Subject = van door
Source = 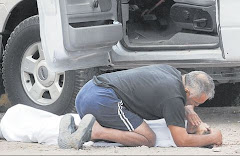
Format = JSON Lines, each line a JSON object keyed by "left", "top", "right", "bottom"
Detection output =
{"left": 220, "top": 0, "right": 240, "bottom": 61}
{"left": 37, "top": 0, "right": 123, "bottom": 72}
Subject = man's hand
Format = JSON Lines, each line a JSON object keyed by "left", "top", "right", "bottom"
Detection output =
{"left": 195, "top": 122, "right": 210, "bottom": 135}
{"left": 209, "top": 128, "right": 223, "bottom": 146}
{"left": 185, "top": 105, "right": 202, "bottom": 126}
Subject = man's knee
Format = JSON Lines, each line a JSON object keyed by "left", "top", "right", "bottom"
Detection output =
{"left": 147, "top": 131, "right": 156, "bottom": 147}
{"left": 134, "top": 121, "right": 156, "bottom": 147}
{"left": 148, "top": 130, "right": 156, "bottom": 147}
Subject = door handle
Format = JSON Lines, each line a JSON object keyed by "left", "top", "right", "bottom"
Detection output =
{"left": 193, "top": 18, "right": 207, "bottom": 28}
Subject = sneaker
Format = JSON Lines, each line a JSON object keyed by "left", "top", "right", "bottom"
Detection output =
{"left": 58, "top": 114, "right": 77, "bottom": 149}
{"left": 70, "top": 114, "right": 96, "bottom": 149}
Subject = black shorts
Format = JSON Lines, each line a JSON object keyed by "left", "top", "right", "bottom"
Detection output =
{"left": 75, "top": 80, "right": 143, "bottom": 131}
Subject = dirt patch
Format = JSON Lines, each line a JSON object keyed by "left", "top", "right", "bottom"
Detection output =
{"left": 0, "top": 94, "right": 11, "bottom": 113}
{"left": 0, "top": 94, "right": 11, "bottom": 107}
{"left": 0, "top": 106, "right": 240, "bottom": 155}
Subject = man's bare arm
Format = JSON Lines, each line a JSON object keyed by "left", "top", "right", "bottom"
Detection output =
{"left": 168, "top": 125, "right": 222, "bottom": 147}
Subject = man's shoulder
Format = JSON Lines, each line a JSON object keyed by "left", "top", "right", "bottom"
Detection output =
{"left": 147, "top": 64, "right": 181, "bottom": 75}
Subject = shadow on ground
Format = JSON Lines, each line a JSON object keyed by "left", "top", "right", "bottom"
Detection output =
{"left": 201, "top": 83, "right": 240, "bottom": 107}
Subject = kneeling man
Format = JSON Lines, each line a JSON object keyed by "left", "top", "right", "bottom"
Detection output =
{"left": 58, "top": 64, "right": 222, "bottom": 149}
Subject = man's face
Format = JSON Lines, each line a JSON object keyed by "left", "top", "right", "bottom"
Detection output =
{"left": 186, "top": 93, "right": 208, "bottom": 107}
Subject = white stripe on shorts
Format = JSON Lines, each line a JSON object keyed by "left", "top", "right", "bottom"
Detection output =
{"left": 117, "top": 101, "right": 134, "bottom": 131}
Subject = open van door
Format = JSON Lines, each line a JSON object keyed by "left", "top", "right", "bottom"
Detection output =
{"left": 219, "top": 0, "right": 240, "bottom": 61}
{"left": 37, "top": 0, "right": 123, "bottom": 72}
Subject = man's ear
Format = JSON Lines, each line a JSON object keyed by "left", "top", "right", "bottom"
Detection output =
{"left": 185, "top": 88, "right": 191, "bottom": 98}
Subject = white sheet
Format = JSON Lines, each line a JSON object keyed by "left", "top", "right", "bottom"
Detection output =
{"left": 0, "top": 104, "right": 177, "bottom": 147}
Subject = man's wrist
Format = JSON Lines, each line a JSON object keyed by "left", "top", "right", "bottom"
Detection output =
{"left": 187, "top": 123, "right": 197, "bottom": 134}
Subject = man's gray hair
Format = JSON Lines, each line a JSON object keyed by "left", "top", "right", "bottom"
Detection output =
{"left": 185, "top": 71, "right": 215, "bottom": 99}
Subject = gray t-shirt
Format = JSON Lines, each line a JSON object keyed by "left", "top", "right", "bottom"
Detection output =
{"left": 93, "top": 64, "right": 186, "bottom": 128}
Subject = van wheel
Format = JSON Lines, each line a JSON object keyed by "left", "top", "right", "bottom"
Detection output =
{"left": 2, "top": 15, "right": 101, "bottom": 114}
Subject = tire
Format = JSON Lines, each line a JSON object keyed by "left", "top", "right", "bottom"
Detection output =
{"left": 0, "top": 44, "right": 4, "bottom": 96}
{"left": 2, "top": 16, "right": 101, "bottom": 114}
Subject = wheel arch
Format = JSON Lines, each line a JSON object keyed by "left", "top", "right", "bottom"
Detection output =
{"left": 1, "top": 0, "right": 38, "bottom": 49}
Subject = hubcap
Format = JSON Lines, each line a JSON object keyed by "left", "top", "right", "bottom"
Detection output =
{"left": 21, "top": 42, "right": 65, "bottom": 106}
{"left": 38, "top": 66, "right": 48, "bottom": 81}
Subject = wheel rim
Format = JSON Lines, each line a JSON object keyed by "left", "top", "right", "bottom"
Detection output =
{"left": 21, "top": 42, "right": 65, "bottom": 106}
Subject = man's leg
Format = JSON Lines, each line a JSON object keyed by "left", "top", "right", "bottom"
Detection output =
{"left": 73, "top": 80, "right": 156, "bottom": 147}
{"left": 91, "top": 120, "right": 156, "bottom": 147}
{"left": 58, "top": 114, "right": 156, "bottom": 149}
